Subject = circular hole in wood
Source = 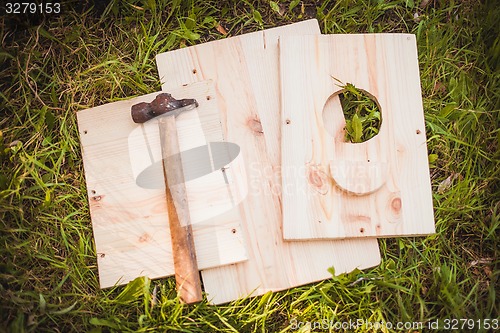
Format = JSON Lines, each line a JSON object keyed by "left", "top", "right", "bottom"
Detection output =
{"left": 360, "top": 227, "right": 365, "bottom": 233}
{"left": 322, "top": 84, "right": 382, "bottom": 143}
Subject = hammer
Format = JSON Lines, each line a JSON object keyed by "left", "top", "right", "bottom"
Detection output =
{"left": 131, "top": 93, "right": 202, "bottom": 304}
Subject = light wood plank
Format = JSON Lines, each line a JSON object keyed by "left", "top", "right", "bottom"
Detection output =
{"left": 77, "top": 81, "right": 247, "bottom": 288}
{"left": 280, "top": 34, "right": 435, "bottom": 240}
{"left": 156, "top": 20, "right": 381, "bottom": 304}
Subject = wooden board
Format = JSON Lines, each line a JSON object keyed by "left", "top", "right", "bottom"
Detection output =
{"left": 280, "top": 34, "right": 435, "bottom": 240}
{"left": 156, "top": 20, "right": 381, "bottom": 304}
{"left": 77, "top": 80, "right": 247, "bottom": 288}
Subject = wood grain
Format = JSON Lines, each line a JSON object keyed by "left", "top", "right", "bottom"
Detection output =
{"left": 280, "top": 34, "right": 435, "bottom": 240}
{"left": 159, "top": 115, "right": 202, "bottom": 304}
{"left": 156, "top": 20, "right": 381, "bottom": 304}
{"left": 77, "top": 81, "right": 247, "bottom": 288}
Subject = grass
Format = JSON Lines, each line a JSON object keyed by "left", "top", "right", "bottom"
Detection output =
{"left": 1, "top": 0, "right": 498, "bottom": 332}
{"left": 334, "top": 81, "right": 382, "bottom": 143}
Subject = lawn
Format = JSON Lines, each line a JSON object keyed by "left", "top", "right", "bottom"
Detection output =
{"left": 1, "top": 0, "right": 498, "bottom": 332}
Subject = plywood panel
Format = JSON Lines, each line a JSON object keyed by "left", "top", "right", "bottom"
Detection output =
{"left": 280, "top": 34, "right": 435, "bottom": 240}
{"left": 156, "top": 20, "right": 381, "bottom": 304}
{"left": 77, "top": 81, "right": 247, "bottom": 288}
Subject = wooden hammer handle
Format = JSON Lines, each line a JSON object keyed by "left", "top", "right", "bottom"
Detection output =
{"left": 158, "top": 116, "right": 202, "bottom": 304}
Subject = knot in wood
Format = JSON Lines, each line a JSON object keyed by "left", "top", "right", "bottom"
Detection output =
{"left": 247, "top": 117, "right": 264, "bottom": 135}
{"left": 139, "top": 233, "right": 151, "bottom": 243}
{"left": 391, "top": 197, "right": 402, "bottom": 213}
{"left": 307, "top": 165, "right": 329, "bottom": 195}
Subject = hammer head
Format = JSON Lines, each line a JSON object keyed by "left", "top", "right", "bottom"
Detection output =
{"left": 131, "top": 93, "right": 199, "bottom": 123}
